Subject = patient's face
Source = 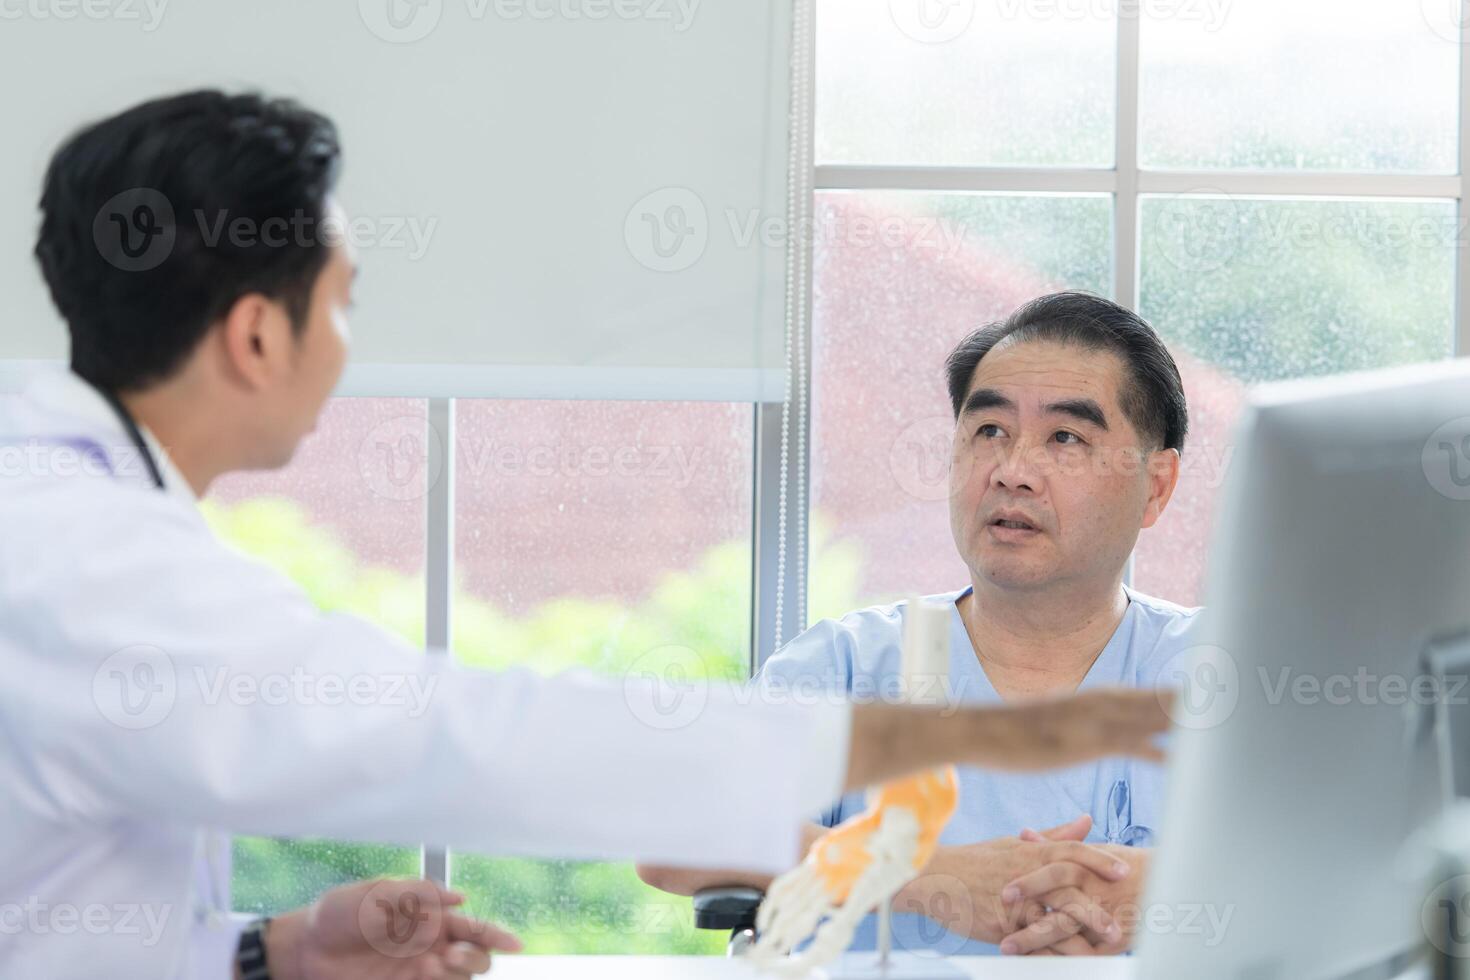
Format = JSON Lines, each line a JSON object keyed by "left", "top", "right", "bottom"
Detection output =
{"left": 948, "top": 338, "right": 1158, "bottom": 593}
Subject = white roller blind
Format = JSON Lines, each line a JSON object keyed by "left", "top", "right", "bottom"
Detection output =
{"left": 0, "top": 1, "right": 797, "bottom": 400}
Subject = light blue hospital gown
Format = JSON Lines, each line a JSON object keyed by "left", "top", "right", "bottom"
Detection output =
{"left": 755, "top": 585, "right": 1203, "bottom": 956}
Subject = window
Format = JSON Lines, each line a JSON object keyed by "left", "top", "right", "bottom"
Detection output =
{"left": 811, "top": 0, "right": 1465, "bottom": 610}
{"left": 216, "top": 398, "right": 756, "bottom": 953}
{"left": 1139, "top": 0, "right": 1457, "bottom": 173}
{"left": 1133, "top": 197, "right": 1455, "bottom": 599}
{"left": 211, "top": 398, "right": 428, "bottom": 914}
{"left": 818, "top": 0, "right": 1116, "bottom": 166}
{"left": 445, "top": 399, "right": 753, "bottom": 954}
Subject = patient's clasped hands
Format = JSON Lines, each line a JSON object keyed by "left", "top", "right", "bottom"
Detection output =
{"left": 895, "top": 814, "right": 1149, "bottom": 956}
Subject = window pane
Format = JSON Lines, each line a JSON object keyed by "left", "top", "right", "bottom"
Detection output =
{"left": 449, "top": 400, "right": 753, "bottom": 954}
{"left": 211, "top": 398, "right": 428, "bottom": 914}
{"left": 1136, "top": 197, "right": 1456, "bottom": 603}
{"left": 1140, "top": 0, "right": 1457, "bottom": 172}
{"left": 810, "top": 191, "right": 1112, "bottom": 615}
{"left": 818, "top": 0, "right": 1115, "bottom": 166}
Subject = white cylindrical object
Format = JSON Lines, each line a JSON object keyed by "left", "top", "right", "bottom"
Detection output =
{"left": 901, "top": 598, "right": 951, "bottom": 707}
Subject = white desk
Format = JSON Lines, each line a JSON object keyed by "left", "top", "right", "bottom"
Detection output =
{"left": 479, "top": 956, "right": 1431, "bottom": 979}
{"left": 480, "top": 958, "right": 1138, "bottom": 979}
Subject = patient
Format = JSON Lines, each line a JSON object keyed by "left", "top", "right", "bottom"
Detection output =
{"left": 638, "top": 292, "right": 1202, "bottom": 957}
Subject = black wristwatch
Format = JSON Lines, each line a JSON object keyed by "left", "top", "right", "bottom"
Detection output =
{"left": 236, "top": 917, "right": 272, "bottom": 980}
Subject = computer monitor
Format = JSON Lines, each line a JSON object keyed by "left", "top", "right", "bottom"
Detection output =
{"left": 1138, "top": 359, "right": 1470, "bottom": 980}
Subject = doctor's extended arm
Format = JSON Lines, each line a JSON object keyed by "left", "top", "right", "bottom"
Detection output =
{"left": 5, "top": 488, "right": 1170, "bottom": 874}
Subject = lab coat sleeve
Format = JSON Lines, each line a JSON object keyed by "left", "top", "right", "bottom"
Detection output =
{"left": 4, "top": 487, "right": 849, "bottom": 873}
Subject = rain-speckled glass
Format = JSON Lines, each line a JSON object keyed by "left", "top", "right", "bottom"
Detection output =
{"left": 1134, "top": 196, "right": 1456, "bottom": 602}
{"left": 214, "top": 398, "right": 428, "bottom": 914}
{"left": 818, "top": 0, "right": 1116, "bottom": 166}
{"left": 449, "top": 399, "right": 753, "bottom": 954}
{"left": 1140, "top": 0, "right": 1458, "bottom": 172}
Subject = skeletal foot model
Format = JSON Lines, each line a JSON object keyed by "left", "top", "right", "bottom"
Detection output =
{"left": 748, "top": 766, "right": 959, "bottom": 977}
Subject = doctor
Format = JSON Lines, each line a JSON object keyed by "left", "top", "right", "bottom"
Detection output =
{"left": 0, "top": 90, "right": 1173, "bottom": 980}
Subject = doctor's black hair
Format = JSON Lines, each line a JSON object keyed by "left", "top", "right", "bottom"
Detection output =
{"left": 34, "top": 89, "right": 342, "bottom": 393}
{"left": 944, "top": 291, "right": 1189, "bottom": 454}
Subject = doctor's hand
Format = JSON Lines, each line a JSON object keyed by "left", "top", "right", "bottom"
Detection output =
{"left": 892, "top": 816, "right": 1130, "bottom": 949}
{"left": 262, "top": 878, "right": 523, "bottom": 980}
{"left": 998, "top": 828, "right": 1152, "bottom": 957}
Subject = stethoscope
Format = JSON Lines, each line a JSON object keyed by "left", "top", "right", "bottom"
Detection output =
{"left": 92, "top": 383, "right": 165, "bottom": 492}
{"left": 94, "top": 383, "right": 238, "bottom": 925}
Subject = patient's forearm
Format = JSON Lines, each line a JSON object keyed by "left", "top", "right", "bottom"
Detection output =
{"left": 635, "top": 863, "right": 771, "bottom": 898}
{"left": 636, "top": 824, "right": 826, "bottom": 896}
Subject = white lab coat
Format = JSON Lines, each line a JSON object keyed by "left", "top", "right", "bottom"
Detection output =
{"left": 0, "top": 368, "right": 849, "bottom": 979}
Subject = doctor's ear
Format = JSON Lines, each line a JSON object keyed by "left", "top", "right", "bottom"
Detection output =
{"left": 217, "top": 292, "right": 298, "bottom": 390}
{"left": 1140, "top": 447, "right": 1181, "bottom": 530}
